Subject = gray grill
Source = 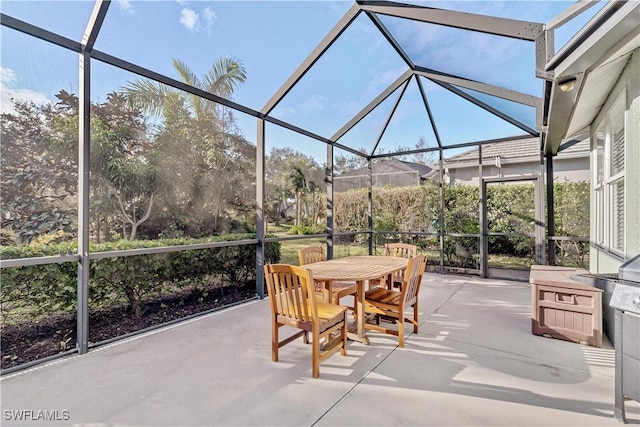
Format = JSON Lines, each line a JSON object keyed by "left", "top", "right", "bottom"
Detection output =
{"left": 573, "top": 253, "right": 640, "bottom": 423}
{"left": 610, "top": 254, "right": 640, "bottom": 423}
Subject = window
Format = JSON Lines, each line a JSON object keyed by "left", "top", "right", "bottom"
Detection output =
{"left": 593, "top": 93, "right": 626, "bottom": 254}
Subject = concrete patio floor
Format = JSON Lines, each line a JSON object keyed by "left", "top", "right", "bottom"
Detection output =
{"left": 1, "top": 273, "right": 638, "bottom": 426}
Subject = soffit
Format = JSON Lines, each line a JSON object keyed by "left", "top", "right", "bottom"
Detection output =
{"left": 544, "top": 1, "right": 640, "bottom": 154}
{"left": 567, "top": 36, "right": 639, "bottom": 137}
{"left": 567, "top": 51, "right": 632, "bottom": 137}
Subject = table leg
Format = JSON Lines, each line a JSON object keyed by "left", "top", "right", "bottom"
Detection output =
{"left": 347, "top": 280, "right": 370, "bottom": 345}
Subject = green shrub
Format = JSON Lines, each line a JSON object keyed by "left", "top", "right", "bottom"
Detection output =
{"left": 334, "top": 181, "right": 589, "bottom": 266}
{"left": 288, "top": 224, "right": 324, "bottom": 235}
{"left": 0, "top": 235, "right": 281, "bottom": 321}
{"left": 0, "top": 244, "right": 78, "bottom": 324}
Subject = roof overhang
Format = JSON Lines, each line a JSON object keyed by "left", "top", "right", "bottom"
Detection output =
{"left": 543, "top": 0, "right": 640, "bottom": 155}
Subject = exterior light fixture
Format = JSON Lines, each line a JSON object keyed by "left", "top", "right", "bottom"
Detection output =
{"left": 558, "top": 77, "right": 577, "bottom": 92}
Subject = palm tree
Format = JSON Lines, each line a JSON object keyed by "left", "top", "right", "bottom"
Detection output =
{"left": 122, "top": 56, "right": 247, "bottom": 119}
{"left": 120, "top": 57, "right": 248, "bottom": 235}
{"left": 289, "top": 166, "right": 306, "bottom": 227}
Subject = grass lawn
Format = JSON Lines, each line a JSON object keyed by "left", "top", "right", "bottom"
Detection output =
{"left": 268, "top": 224, "right": 585, "bottom": 270}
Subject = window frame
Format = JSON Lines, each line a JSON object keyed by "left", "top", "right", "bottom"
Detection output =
{"left": 593, "top": 91, "right": 626, "bottom": 256}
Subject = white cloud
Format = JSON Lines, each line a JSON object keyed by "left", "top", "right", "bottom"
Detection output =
{"left": 180, "top": 7, "right": 199, "bottom": 31}
{"left": 114, "top": 0, "right": 134, "bottom": 14}
{"left": 367, "top": 65, "right": 408, "bottom": 94}
{"left": 394, "top": 21, "right": 442, "bottom": 55}
{"left": 1, "top": 67, "right": 16, "bottom": 83}
{"left": 272, "top": 95, "right": 326, "bottom": 119}
{"left": 1, "top": 67, "right": 51, "bottom": 114}
{"left": 202, "top": 7, "right": 217, "bottom": 34}
{"left": 272, "top": 105, "right": 295, "bottom": 119}
{"left": 390, "top": 99, "right": 421, "bottom": 125}
{"left": 298, "top": 95, "right": 325, "bottom": 114}
{"left": 339, "top": 99, "right": 365, "bottom": 118}
{"left": 422, "top": 31, "right": 521, "bottom": 84}
{"left": 380, "top": 11, "right": 527, "bottom": 88}
{"left": 179, "top": 6, "right": 216, "bottom": 34}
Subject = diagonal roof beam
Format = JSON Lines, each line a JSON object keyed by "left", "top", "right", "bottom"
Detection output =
{"left": 546, "top": 0, "right": 600, "bottom": 31}
{"left": 373, "top": 133, "right": 536, "bottom": 159}
{"left": 430, "top": 79, "right": 539, "bottom": 136}
{"left": 370, "top": 78, "right": 410, "bottom": 156}
{"left": 92, "top": 50, "right": 260, "bottom": 118}
{"left": 261, "top": 4, "right": 361, "bottom": 116}
{"left": 364, "top": 11, "right": 414, "bottom": 69}
{"left": 331, "top": 68, "right": 413, "bottom": 142}
{"left": 82, "top": 0, "right": 110, "bottom": 53}
{"left": 357, "top": 0, "right": 543, "bottom": 41}
{"left": 543, "top": 0, "right": 639, "bottom": 155}
{"left": 414, "top": 66, "right": 540, "bottom": 107}
{"left": 415, "top": 75, "right": 443, "bottom": 149}
{"left": 1, "top": 13, "right": 82, "bottom": 52}
{"left": 546, "top": 1, "right": 638, "bottom": 75}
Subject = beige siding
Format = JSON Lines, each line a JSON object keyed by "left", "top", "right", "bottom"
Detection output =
{"left": 629, "top": 51, "right": 640, "bottom": 258}
{"left": 590, "top": 49, "right": 640, "bottom": 273}
{"left": 447, "top": 157, "right": 588, "bottom": 186}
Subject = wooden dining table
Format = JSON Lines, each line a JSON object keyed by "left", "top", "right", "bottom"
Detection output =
{"left": 303, "top": 255, "right": 409, "bottom": 345}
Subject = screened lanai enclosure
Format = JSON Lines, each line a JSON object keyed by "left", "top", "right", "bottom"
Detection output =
{"left": 0, "top": 0, "right": 618, "bottom": 372}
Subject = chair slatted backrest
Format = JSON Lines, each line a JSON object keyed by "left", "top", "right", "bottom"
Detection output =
{"left": 384, "top": 243, "right": 418, "bottom": 287}
{"left": 298, "top": 246, "right": 326, "bottom": 265}
{"left": 384, "top": 242, "right": 417, "bottom": 259}
{"left": 265, "top": 264, "right": 317, "bottom": 326}
{"left": 400, "top": 255, "right": 427, "bottom": 306}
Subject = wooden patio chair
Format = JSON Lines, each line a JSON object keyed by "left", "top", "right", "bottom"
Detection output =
{"left": 370, "top": 242, "right": 418, "bottom": 290}
{"left": 264, "top": 263, "right": 347, "bottom": 378}
{"left": 298, "top": 246, "right": 358, "bottom": 313}
{"left": 363, "top": 254, "right": 427, "bottom": 347}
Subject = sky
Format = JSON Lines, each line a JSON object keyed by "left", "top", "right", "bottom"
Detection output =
{"left": 0, "top": 0, "right": 605, "bottom": 164}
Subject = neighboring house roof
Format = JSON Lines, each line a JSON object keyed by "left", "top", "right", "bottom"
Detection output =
{"left": 443, "top": 137, "right": 589, "bottom": 166}
{"left": 336, "top": 158, "right": 432, "bottom": 178}
{"left": 423, "top": 136, "right": 589, "bottom": 181}
{"left": 387, "top": 159, "right": 433, "bottom": 176}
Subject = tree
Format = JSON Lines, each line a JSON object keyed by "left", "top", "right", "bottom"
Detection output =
{"left": 265, "top": 147, "right": 326, "bottom": 228}
{"left": 89, "top": 92, "right": 156, "bottom": 241}
{"left": 334, "top": 148, "right": 368, "bottom": 176}
{"left": 376, "top": 137, "right": 437, "bottom": 165}
{"left": 1, "top": 95, "right": 77, "bottom": 244}
{"left": 121, "top": 57, "right": 253, "bottom": 237}
{"left": 289, "top": 166, "right": 307, "bottom": 227}
{"left": 1, "top": 89, "right": 156, "bottom": 244}
{"left": 123, "top": 57, "right": 246, "bottom": 120}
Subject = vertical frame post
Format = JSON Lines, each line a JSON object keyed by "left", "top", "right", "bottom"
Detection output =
{"left": 479, "top": 145, "right": 488, "bottom": 278}
{"left": 367, "top": 158, "right": 373, "bottom": 255}
{"left": 256, "top": 118, "right": 265, "bottom": 298}
{"left": 77, "top": 0, "right": 110, "bottom": 355}
{"left": 77, "top": 52, "right": 90, "bottom": 354}
{"left": 438, "top": 147, "right": 445, "bottom": 273}
{"left": 535, "top": 173, "right": 546, "bottom": 266}
{"left": 546, "top": 154, "right": 556, "bottom": 265}
{"left": 327, "top": 144, "right": 334, "bottom": 259}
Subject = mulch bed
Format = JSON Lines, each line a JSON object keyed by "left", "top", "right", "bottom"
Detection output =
{"left": 1, "top": 285, "right": 257, "bottom": 370}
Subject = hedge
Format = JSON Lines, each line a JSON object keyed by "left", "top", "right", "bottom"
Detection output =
{"left": 0, "top": 235, "right": 281, "bottom": 322}
{"left": 335, "top": 181, "right": 589, "bottom": 267}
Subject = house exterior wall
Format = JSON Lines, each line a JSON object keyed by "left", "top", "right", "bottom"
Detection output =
{"left": 448, "top": 162, "right": 537, "bottom": 185}
{"left": 590, "top": 49, "right": 640, "bottom": 273}
{"left": 553, "top": 157, "right": 592, "bottom": 183}
{"left": 446, "top": 157, "right": 588, "bottom": 186}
